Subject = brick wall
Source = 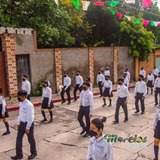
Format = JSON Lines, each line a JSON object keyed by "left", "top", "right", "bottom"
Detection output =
{"left": 89, "top": 48, "right": 94, "bottom": 85}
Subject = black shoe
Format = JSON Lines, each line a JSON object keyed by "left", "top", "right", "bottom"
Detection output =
{"left": 134, "top": 111, "right": 139, "bottom": 113}
{"left": 83, "top": 132, "right": 90, "bottom": 138}
{"left": 102, "top": 104, "right": 106, "bottom": 107}
{"left": 2, "top": 131, "right": 10, "bottom": 136}
{"left": 67, "top": 102, "right": 71, "bottom": 105}
{"left": 80, "top": 129, "right": 85, "bottom": 135}
{"left": 48, "top": 119, "right": 53, "bottom": 123}
{"left": 73, "top": 99, "right": 77, "bottom": 102}
{"left": 124, "top": 119, "right": 128, "bottom": 123}
{"left": 155, "top": 103, "right": 158, "bottom": 106}
{"left": 41, "top": 118, "right": 47, "bottom": 123}
{"left": 28, "top": 153, "right": 37, "bottom": 159}
{"left": 61, "top": 101, "right": 65, "bottom": 104}
{"left": 108, "top": 104, "right": 112, "bottom": 107}
{"left": 11, "top": 155, "right": 23, "bottom": 160}
{"left": 112, "top": 121, "right": 119, "bottom": 124}
{"left": 141, "top": 111, "right": 145, "bottom": 114}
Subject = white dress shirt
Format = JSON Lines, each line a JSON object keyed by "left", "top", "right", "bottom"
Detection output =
{"left": 97, "top": 74, "right": 105, "bottom": 84}
{"left": 103, "top": 80, "right": 112, "bottom": 94}
{"left": 80, "top": 90, "right": 93, "bottom": 114}
{"left": 139, "top": 69, "right": 146, "bottom": 78}
{"left": 124, "top": 77, "right": 129, "bottom": 88}
{"left": 152, "top": 68, "right": 159, "bottom": 76}
{"left": 117, "top": 84, "right": 129, "bottom": 101}
{"left": 146, "top": 74, "right": 154, "bottom": 85}
{"left": 89, "top": 83, "right": 93, "bottom": 92}
{"left": 64, "top": 76, "right": 71, "bottom": 90}
{"left": 42, "top": 87, "right": 52, "bottom": 104}
{"left": 76, "top": 75, "right": 83, "bottom": 86}
{"left": 87, "top": 135, "right": 114, "bottom": 160}
{"left": 104, "top": 70, "right": 110, "bottom": 76}
{"left": 17, "top": 99, "right": 34, "bottom": 129}
{"left": 154, "top": 107, "right": 160, "bottom": 129}
{"left": 0, "top": 96, "right": 6, "bottom": 114}
{"left": 22, "top": 80, "right": 31, "bottom": 95}
{"left": 126, "top": 71, "right": 130, "bottom": 82}
{"left": 154, "top": 77, "right": 160, "bottom": 89}
{"left": 134, "top": 81, "right": 147, "bottom": 96}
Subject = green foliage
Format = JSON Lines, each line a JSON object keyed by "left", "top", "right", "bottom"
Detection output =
{"left": 119, "top": 17, "right": 155, "bottom": 61}
{"left": 94, "top": 41, "right": 105, "bottom": 47}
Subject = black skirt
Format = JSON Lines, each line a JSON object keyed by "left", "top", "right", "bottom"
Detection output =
{"left": 147, "top": 80, "right": 153, "bottom": 87}
{"left": 103, "top": 88, "right": 113, "bottom": 97}
{"left": 154, "top": 121, "right": 160, "bottom": 139}
{"left": 41, "top": 97, "right": 54, "bottom": 109}
{"left": 0, "top": 104, "right": 9, "bottom": 119}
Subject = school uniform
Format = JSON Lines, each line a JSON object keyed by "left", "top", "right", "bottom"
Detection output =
{"left": 78, "top": 90, "right": 93, "bottom": 134}
{"left": 152, "top": 68, "right": 159, "bottom": 80}
{"left": 89, "top": 82, "right": 93, "bottom": 92}
{"left": 139, "top": 69, "right": 146, "bottom": 79}
{"left": 22, "top": 80, "right": 31, "bottom": 100}
{"left": 104, "top": 70, "right": 110, "bottom": 77}
{"left": 154, "top": 107, "right": 160, "bottom": 139}
{"left": 146, "top": 74, "right": 154, "bottom": 88}
{"left": 74, "top": 75, "right": 83, "bottom": 100}
{"left": 126, "top": 71, "right": 130, "bottom": 82}
{"left": 124, "top": 77, "right": 129, "bottom": 88}
{"left": 154, "top": 77, "right": 160, "bottom": 105}
{"left": 134, "top": 81, "right": 147, "bottom": 113}
{"left": 103, "top": 80, "right": 112, "bottom": 97}
{"left": 0, "top": 96, "right": 9, "bottom": 119}
{"left": 115, "top": 84, "right": 129, "bottom": 122}
{"left": 16, "top": 99, "right": 37, "bottom": 158}
{"left": 87, "top": 135, "right": 114, "bottom": 160}
{"left": 97, "top": 73, "right": 105, "bottom": 96}
{"left": 61, "top": 76, "right": 71, "bottom": 103}
{"left": 41, "top": 87, "right": 54, "bottom": 109}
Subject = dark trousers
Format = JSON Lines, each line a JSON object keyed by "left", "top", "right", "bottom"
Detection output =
{"left": 78, "top": 106, "right": 90, "bottom": 133}
{"left": 16, "top": 122, "right": 37, "bottom": 157}
{"left": 135, "top": 93, "right": 145, "bottom": 112}
{"left": 61, "top": 86, "right": 71, "bottom": 103}
{"left": 74, "top": 84, "right": 82, "bottom": 100}
{"left": 155, "top": 88, "right": 160, "bottom": 105}
{"left": 98, "top": 81, "right": 103, "bottom": 96}
{"left": 115, "top": 97, "right": 128, "bottom": 122}
{"left": 27, "top": 94, "right": 30, "bottom": 101}
{"left": 154, "top": 75, "right": 157, "bottom": 81}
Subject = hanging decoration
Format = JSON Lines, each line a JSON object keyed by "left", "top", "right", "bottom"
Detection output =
{"left": 117, "top": 12, "right": 123, "bottom": 19}
{"left": 142, "top": 0, "right": 152, "bottom": 8}
{"left": 82, "top": 1, "right": 91, "bottom": 10}
{"left": 124, "top": 0, "right": 135, "bottom": 3}
{"left": 134, "top": 18, "right": 141, "bottom": 24}
{"left": 94, "top": 1, "right": 105, "bottom": 6}
{"left": 72, "top": 0, "right": 81, "bottom": 9}
{"left": 110, "top": 8, "right": 116, "bottom": 15}
{"left": 108, "top": 1, "right": 120, "bottom": 7}
{"left": 143, "top": 20, "right": 149, "bottom": 27}
{"left": 55, "top": 0, "right": 59, "bottom": 5}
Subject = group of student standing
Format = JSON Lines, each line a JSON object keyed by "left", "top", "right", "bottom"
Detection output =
{"left": 1, "top": 65, "right": 160, "bottom": 160}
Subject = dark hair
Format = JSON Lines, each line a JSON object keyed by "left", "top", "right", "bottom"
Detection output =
{"left": 125, "top": 68, "right": 128, "bottom": 71}
{"left": 83, "top": 82, "right": 90, "bottom": 87}
{"left": 18, "top": 90, "right": 27, "bottom": 96}
{"left": 44, "top": 80, "right": 49, "bottom": 86}
{"left": 105, "top": 75, "right": 110, "bottom": 78}
{"left": 86, "top": 77, "right": 90, "bottom": 82}
{"left": 76, "top": 71, "right": 80, "bottom": 73}
{"left": 91, "top": 117, "right": 106, "bottom": 131}
{"left": 118, "top": 78, "right": 124, "bottom": 82}
{"left": 23, "top": 75, "right": 28, "bottom": 78}
{"left": 0, "top": 88, "right": 2, "bottom": 94}
{"left": 139, "top": 74, "right": 144, "bottom": 79}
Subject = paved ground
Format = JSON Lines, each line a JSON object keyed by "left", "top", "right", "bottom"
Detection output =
{"left": 0, "top": 88, "right": 158, "bottom": 160}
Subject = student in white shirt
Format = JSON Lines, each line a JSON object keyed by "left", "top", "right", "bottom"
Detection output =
{"left": 41, "top": 80, "right": 54, "bottom": 123}
{"left": 97, "top": 70, "right": 105, "bottom": 97}
{"left": 102, "top": 76, "right": 113, "bottom": 107}
{"left": 61, "top": 73, "right": 71, "bottom": 105}
{"left": 139, "top": 67, "right": 146, "bottom": 79}
{"left": 73, "top": 71, "right": 84, "bottom": 101}
{"left": 125, "top": 68, "right": 130, "bottom": 82}
{"left": 87, "top": 118, "right": 114, "bottom": 160}
{"left": 134, "top": 75, "right": 147, "bottom": 114}
{"left": 104, "top": 66, "right": 110, "bottom": 77}
{"left": 11, "top": 90, "right": 37, "bottom": 160}
{"left": 123, "top": 72, "right": 129, "bottom": 88}
{"left": 78, "top": 82, "right": 93, "bottom": 138}
{"left": 21, "top": 75, "right": 31, "bottom": 100}
{"left": 86, "top": 77, "right": 93, "bottom": 92}
{"left": 154, "top": 72, "right": 160, "bottom": 106}
{"left": 153, "top": 106, "right": 160, "bottom": 160}
{"left": 146, "top": 72, "right": 154, "bottom": 94}
{"left": 113, "top": 78, "right": 129, "bottom": 124}
{"left": 152, "top": 66, "right": 159, "bottom": 81}
{"left": 0, "top": 88, "right": 10, "bottom": 136}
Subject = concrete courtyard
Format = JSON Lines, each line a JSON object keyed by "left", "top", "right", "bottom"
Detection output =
{"left": 0, "top": 88, "right": 157, "bottom": 160}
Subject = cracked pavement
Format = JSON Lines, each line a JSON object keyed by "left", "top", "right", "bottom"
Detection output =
{"left": 0, "top": 89, "right": 157, "bottom": 160}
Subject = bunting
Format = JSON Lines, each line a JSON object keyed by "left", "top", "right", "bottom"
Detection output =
{"left": 142, "top": 0, "right": 152, "bottom": 8}
{"left": 72, "top": 0, "right": 81, "bottom": 9}
{"left": 143, "top": 20, "right": 149, "bottom": 27}
{"left": 94, "top": 1, "right": 105, "bottom": 6}
{"left": 134, "top": 18, "right": 141, "bottom": 24}
{"left": 117, "top": 12, "right": 123, "bottom": 19}
{"left": 55, "top": 0, "right": 59, "bottom": 5}
{"left": 108, "top": 1, "right": 120, "bottom": 7}
{"left": 125, "top": 15, "right": 131, "bottom": 21}
{"left": 82, "top": 1, "right": 91, "bottom": 10}
{"left": 124, "top": 0, "right": 135, "bottom": 3}
{"left": 110, "top": 9, "right": 116, "bottom": 15}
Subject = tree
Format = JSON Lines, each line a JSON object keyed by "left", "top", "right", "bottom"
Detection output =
{"left": 120, "top": 17, "right": 155, "bottom": 61}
